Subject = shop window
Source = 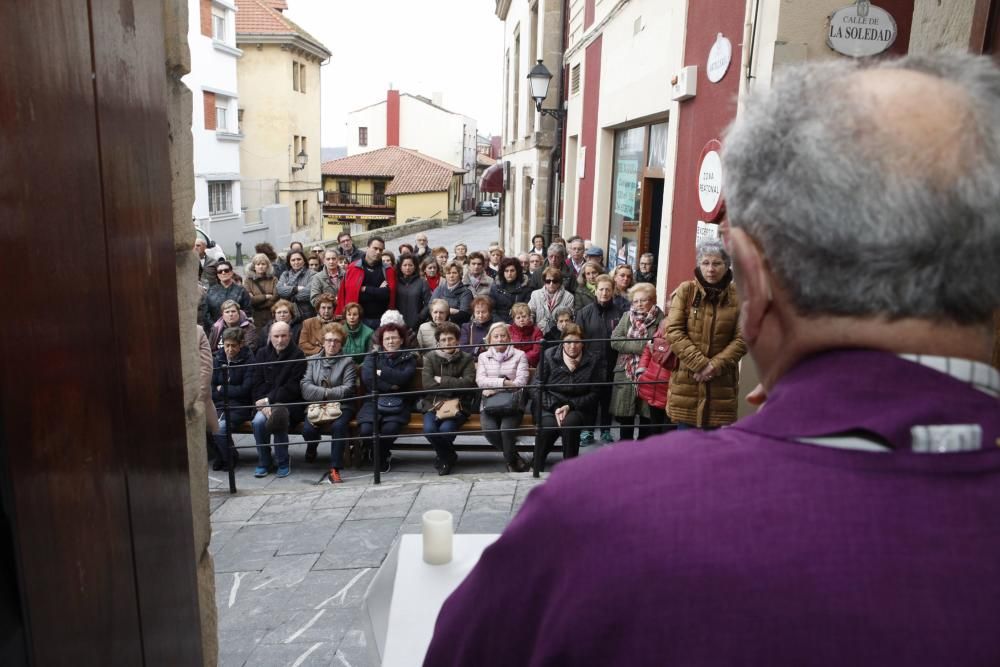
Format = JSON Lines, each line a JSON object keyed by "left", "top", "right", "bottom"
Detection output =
{"left": 608, "top": 126, "right": 645, "bottom": 268}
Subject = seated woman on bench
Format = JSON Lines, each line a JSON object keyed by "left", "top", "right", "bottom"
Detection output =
{"left": 477, "top": 322, "right": 531, "bottom": 472}
{"left": 420, "top": 321, "right": 476, "bottom": 476}
{"left": 356, "top": 323, "right": 417, "bottom": 474}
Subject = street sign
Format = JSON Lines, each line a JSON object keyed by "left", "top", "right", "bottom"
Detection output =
{"left": 828, "top": 2, "right": 897, "bottom": 58}
{"left": 697, "top": 140, "right": 724, "bottom": 221}
{"left": 707, "top": 33, "right": 732, "bottom": 83}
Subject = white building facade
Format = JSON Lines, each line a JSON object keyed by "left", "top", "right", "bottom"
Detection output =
{"left": 184, "top": 0, "right": 245, "bottom": 247}
{"left": 346, "top": 92, "right": 478, "bottom": 213}
{"left": 495, "top": 0, "right": 564, "bottom": 254}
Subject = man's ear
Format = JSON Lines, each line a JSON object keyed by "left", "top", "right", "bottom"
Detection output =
{"left": 728, "top": 228, "right": 771, "bottom": 344}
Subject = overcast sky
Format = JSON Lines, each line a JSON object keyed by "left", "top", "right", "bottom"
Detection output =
{"left": 285, "top": 0, "right": 504, "bottom": 148}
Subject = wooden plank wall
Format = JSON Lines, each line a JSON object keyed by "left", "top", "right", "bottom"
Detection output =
{"left": 0, "top": 1, "right": 203, "bottom": 663}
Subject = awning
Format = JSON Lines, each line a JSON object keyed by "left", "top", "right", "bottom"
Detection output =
{"left": 479, "top": 162, "right": 503, "bottom": 193}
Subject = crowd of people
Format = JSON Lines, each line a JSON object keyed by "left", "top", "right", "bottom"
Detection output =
{"left": 196, "top": 227, "right": 747, "bottom": 483}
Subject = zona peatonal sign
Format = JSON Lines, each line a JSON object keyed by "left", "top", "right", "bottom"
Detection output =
{"left": 828, "top": 2, "right": 897, "bottom": 57}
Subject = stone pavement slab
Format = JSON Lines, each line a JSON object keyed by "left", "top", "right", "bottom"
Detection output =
{"left": 314, "top": 516, "right": 405, "bottom": 570}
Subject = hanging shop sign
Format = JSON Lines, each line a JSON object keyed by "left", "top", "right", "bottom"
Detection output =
{"left": 696, "top": 221, "right": 720, "bottom": 248}
{"left": 706, "top": 33, "right": 732, "bottom": 83}
{"left": 827, "top": 2, "right": 897, "bottom": 58}
{"left": 613, "top": 158, "right": 640, "bottom": 218}
{"left": 697, "top": 139, "right": 724, "bottom": 221}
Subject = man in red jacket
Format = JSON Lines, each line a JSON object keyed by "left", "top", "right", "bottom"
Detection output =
{"left": 335, "top": 236, "right": 396, "bottom": 329}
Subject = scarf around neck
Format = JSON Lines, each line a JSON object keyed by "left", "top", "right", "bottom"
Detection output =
{"left": 694, "top": 267, "right": 733, "bottom": 304}
{"left": 623, "top": 305, "right": 663, "bottom": 382}
{"left": 563, "top": 349, "right": 581, "bottom": 372}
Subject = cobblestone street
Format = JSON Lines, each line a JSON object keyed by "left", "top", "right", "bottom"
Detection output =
{"left": 208, "top": 441, "right": 561, "bottom": 666}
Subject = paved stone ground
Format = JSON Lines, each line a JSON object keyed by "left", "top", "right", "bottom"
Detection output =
{"left": 209, "top": 433, "right": 611, "bottom": 666}
{"left": 387, "top": 211, "right": 500, "bottom": 257}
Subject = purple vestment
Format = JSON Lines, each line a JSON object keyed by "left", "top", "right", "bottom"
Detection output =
{"left": 424, "top": 350, "right": 1000, "bottom": 666}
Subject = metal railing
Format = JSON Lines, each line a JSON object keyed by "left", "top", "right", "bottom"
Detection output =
{"left": 213, "top": 334, "right": 677, "bottom": 492}
{"left": 323, "top": 192, "right": 396, "bottom": 209}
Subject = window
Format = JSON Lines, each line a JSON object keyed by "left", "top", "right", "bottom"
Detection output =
{"left": 359, "top": 127, "right": 368, "bottom": 147}
{"left": 300, "top": 136, "right": 307, "bottom": 156}
{"left": 295, "top": 200, "right": 302, "bottom": 228}
{"left": 212, "top": 11, "right": 226, "bottom": 41}
{"left": 208, "top": 181, "right": 233, "bottom": 215}
{"left": 292, "top": 61, "right": 306, "bottom": 93}
{"left": 571, "top": 64, "right": 581, "bottom": 95}
{"left": 215, "top": 98, "right": 228, "bottom": 131}
{"left": 338, "top": 180, "right": 350, "bottom": 194}
{"left": 237, "top": 108, "right": 243, "bottom": 132}
{"left": 294, "top": 134, "right": 300, "bottom": 156}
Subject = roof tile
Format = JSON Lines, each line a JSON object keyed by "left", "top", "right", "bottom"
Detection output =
{"left": 321, "top": 146, "right": 466, "bottom": 195}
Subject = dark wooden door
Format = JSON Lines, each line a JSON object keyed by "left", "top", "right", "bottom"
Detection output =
{"left": 0, "top": 1, "right": 204, "bottom": 664}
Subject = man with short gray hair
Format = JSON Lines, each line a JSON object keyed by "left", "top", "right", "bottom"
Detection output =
{"left": 426, "top": 53, "right": 1000, "bottom": 666}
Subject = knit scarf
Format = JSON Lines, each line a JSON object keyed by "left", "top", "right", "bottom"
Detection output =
{"left": 435, "top": 347, "right": 461, "bottom": 362}
{"left": 488, "top": 345, "right": 514, "bottom": 365}
{"left": 622, "top": 305, "right": 663, "bottom": 382}
{"left": 694, "top": 267, "right": 733, "bottom": 304}
{"left": 545, "top": 288, "right": 566, "bottom": 313}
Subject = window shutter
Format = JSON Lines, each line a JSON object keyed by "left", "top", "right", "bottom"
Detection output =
{"left": 204, "top": 91, "right": 216, "bottom": 130}
{"left": 200, "top": 0, "right": 212, "bottom": 36}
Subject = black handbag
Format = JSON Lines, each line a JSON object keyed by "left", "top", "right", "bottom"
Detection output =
{"left": 377, "top": 395, "right": 406, "bottom": 415}
{"left": 481, "top": 389, "right": 524, "bottom": 417}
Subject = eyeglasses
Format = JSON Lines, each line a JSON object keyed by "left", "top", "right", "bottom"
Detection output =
{"left": 544, "top": 279, "right": 561, "bottom": 285}
{"left": 217, "top": 268, "right": 232, "bottom": 274}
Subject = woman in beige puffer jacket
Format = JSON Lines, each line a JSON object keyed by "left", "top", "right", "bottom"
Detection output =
{"left": 666, "top": 241, "right": 747, "bottom": 428}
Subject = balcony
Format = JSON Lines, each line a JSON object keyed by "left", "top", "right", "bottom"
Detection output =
{"left": 323, "top": 192, "right": 396, "bottom": 212}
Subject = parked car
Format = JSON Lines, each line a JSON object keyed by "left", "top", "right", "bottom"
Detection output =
{"left": 476, "top": 200, "right": 498, "bottom": 216}
{"left": 195, "top": 225, "right": 226, "bottom": 262}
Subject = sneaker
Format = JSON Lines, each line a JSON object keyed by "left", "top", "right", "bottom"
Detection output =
{"left": 601, "top": 431, "right": 615, "bottom": 444}
{"left": 580, "top": 431, "right": 595, "bottom": 446}
{"left": 329, "top": 468, "right": 343, "bottom": 483}
{"left": 276, "top": 465, "right": 291, "bottom": 478}
{"left": 254, "top": 466, "right": 270, "bottom": 478}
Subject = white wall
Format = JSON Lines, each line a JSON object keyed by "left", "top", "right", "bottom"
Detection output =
{"left": 346, "top": 102, "right": 387, "bottom": 155}
{"left": 399, "top": 96, "right": 466, "bottom": 168}
{"left": 184, "top": 0, "right": 243, "bottom": 231}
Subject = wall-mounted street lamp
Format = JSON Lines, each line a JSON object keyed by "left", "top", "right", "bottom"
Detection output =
{"left": 527, "top": 60, "right": 565, "bottom": 119}
{"left": 526, "top": 59, "right": 565, "bottom": 245}
{"left": 291, "top": 149, "right": 308, "bottom": 172}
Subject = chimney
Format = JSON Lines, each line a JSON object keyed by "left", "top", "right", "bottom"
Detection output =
{"left": 432, "top": 92, "right": 443, "bottom": 108}
{"left": 386, "top": 89, "right": 400, "bottom": 147}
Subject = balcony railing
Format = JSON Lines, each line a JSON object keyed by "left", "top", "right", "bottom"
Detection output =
{"left": 323, "top": 192, "right": 396, "bottom": 209}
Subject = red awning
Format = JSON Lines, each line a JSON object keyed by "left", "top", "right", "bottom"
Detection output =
{"left": 479, "top": 161, "right": 503, "bottom": 193}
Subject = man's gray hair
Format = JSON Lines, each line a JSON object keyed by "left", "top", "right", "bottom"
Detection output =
{"left": 696, "top": 240, "right": 730, "bottom": 269}
{"left": 547, "top": 243, "right": 567, "bottom": 259}
{"left": 723, "top": 53, "right": 1000, "bottom": 324}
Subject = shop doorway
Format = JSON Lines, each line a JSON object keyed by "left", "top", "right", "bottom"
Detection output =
{"left": 641, "top": 177, "right": 665, "bottom": 270}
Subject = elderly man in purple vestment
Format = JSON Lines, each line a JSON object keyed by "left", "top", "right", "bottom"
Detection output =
{"left": 424, "top": 53, "right": 1000, "bottom": 667}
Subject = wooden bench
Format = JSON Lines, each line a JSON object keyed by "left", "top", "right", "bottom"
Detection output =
{"left": 228, "top": 362, "right": 548, "bottom": 466}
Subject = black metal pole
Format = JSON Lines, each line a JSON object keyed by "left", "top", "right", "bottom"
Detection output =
{"left": 532, "top": 345, "right": 546, "bottom": 478}
{"left": 372, "top": 351, "right": 381, "bottom": 485}
{"left": 222, "top": 360, "right": 236, "bottom": 494}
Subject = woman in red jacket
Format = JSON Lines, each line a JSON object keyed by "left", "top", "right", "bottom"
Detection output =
{"left": 635, "top": 318, "right": 673, "bottom": 435}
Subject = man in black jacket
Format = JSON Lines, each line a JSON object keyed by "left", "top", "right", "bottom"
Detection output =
{"left": 251, "top": 322, "right": 306, "bottom": 478}
{"left": 533, "top": 324, "right": 600, "bottom": 471}
{"left": 576, "top": 275, "right": 626, "bottom": 444}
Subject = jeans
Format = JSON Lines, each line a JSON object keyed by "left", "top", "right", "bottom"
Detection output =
{"left": 358, "top": 419, "right": 403, "bottom": 467}
{"left": 422, "top": 412, "right": 467, "bottom": 462}
{"left": 252, "top": 410, "right": 289, "bottom": 468}
{"left": 480, "top": 411, "right": 525, "bottom": 464}
{"left": 212, "top": 417, "right": 236, "bottom": 466}
{"left": 536, "top": 410, "right": 585, "bottom": 472}
{"left": 302, "top": 413, "right": 353, "bottom": 469}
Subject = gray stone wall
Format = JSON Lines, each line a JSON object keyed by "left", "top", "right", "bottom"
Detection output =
{"left": 163, "top": 0, "right": 218, "bottom": 663}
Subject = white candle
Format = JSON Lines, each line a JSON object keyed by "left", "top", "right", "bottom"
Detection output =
{"left": 422, "top": 509, "right": 454, "bottom": 565}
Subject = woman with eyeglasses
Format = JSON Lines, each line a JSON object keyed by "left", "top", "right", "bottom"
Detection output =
{"left": 276, "top": 249, "right": 317, "bottom": 322}
{"left": 528, "top": 267, "right": 576, "bottom": 335}
{"left": 533, "top": 324, "right": 601, "bottom": 471}
{"left": 300, "top": 323, "right": 356, "bottom": 483}
{"left": 610, "top": 282, "right": 666, "bottom": 441}
{"left": 262, "top": 299, "right": 302, "bottom": 348}
{"left": 666, "top": 241, "right": 746, "bottom": 429}
{"left": 203, "top": 260, "right": 251, "bottom": 331}
{"left": 356, "top": 323, "right": 417, "bottom": 474}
